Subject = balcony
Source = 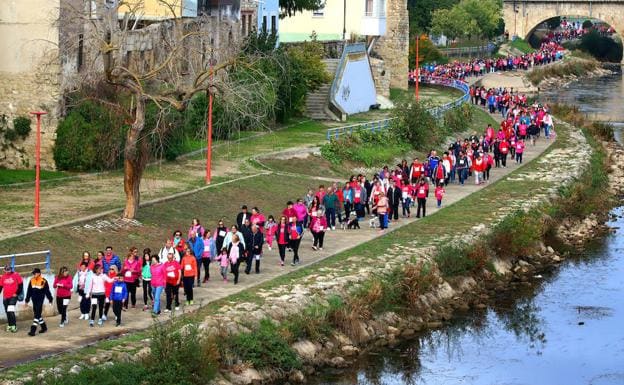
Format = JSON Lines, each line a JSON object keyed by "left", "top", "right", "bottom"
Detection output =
{"left": 360, "top": 10, "right": 386, "bottom": 36}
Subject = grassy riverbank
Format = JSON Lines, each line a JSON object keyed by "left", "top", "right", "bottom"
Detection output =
{"left": 526, "top": 56, "right": 602, "bottom": 85}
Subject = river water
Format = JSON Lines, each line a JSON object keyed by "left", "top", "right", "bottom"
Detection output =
{"left": 312, "top": 208, "right": 624, "bottom": 385}
{"left": 312, "top": 74, "right": 624, "bottom": 385}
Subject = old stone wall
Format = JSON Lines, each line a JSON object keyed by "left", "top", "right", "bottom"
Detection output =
{"left": 375, "top": 0, "right": 409, "bottom": 90}
{"left": 0, "top": 68, "right": 61, "bottom": 170}
{"left": 370, "top": 58, "right": 390, "bottom": 98}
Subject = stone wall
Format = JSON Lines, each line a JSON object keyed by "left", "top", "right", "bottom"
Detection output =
{"left": 370, "top": 58, "right": 390, "bottom": 98}
{"left": 375, "top": 0, "right": 409, "bottom": 90}
{"left": 0, "top": 68, "right": 61, "bottom": 170}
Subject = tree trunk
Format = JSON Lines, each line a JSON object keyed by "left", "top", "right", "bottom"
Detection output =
{"left": 123, "top": 96, "right": 149, "bottom": 219}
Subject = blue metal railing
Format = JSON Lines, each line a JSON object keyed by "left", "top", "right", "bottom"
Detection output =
{"left": 326, "top": 76, "right": 470, "bottom": 140}
{"left": 0, "top": 250, "right": 51, "bottom": 273}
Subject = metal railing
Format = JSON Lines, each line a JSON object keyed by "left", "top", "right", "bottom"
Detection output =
{"left": 439, "top": 43, "right": 496, "bottom": 57}
{"left": 326, "top": 76, "right": 470, "bottom": 140}
{"left": 0, "top": 250, "right": 51, "bottom": 273}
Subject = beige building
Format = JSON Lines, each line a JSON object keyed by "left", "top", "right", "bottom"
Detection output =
{"left": 0, "top": 0, "right": 246, "bottom": 170}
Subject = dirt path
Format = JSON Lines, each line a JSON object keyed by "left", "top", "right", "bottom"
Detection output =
{"left": 0, "top": 121, "right": 554, "bottom": 368}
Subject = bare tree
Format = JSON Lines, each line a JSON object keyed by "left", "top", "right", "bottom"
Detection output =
{"left": 59, "top": 0, "right": 276, "bottom": 218}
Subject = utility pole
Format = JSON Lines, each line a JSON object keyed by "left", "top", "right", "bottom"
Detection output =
{"left": 343, "top": 0, "right": 347, "bottom": 40}
{"left": 30, "top": 111, "right": 47, "bottom": 227}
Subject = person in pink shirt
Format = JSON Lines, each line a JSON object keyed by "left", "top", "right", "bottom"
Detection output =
{"left": 435, "top": 184, "right": 446, "bottom": 208}
{"left": 515, "top": 138, "right": 526, "bottom": 164}
{"left": 265, "top": 215, "right": 277, "bottom": 251}
{"left": 293, "top": 199, "right": 307, "bottom": 228}
{"left": 53, "top": 266, "right": 73, "bottom": 327}
{"left": 121, "top": 247, "right": 141, "bottom": 310}
{"left": 163, "top": 252, "right": 181, "bottom": 312}
{"left": 250, "top": 207, "right": 266, "bottom": 233}
{"left": 149, "top": 255, "right": 165, "bottom": 316}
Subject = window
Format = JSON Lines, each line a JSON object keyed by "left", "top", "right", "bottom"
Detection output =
{"left": 241, "top": 14, "right": 247, "bottom": 36}
{"left": 262, "top": 15, "right": 267, "bottom": 33}
{"left": 77, "top": 34, "right": 84, "bottom": 71}
{"left": 365, "top": 0, "right": 374, "bottom": 16}
{"left": 271, "top": 15, "right": 277, "bottom": 34}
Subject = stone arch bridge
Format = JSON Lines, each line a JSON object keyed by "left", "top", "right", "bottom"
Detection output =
{"left": 502, "top": 0, "right": 624, "bottom": 62}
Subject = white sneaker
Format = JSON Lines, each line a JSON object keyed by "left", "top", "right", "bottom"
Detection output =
{"left": 331, "top": 226, "right": 336, "bottom": 230}
{"left": 164, "top": 309, "right": 171, "bottom": 313}
{"left": 97, "top": 319, "right": 103, "bottom": 326}
{"left": 268, "top": 246, "right": 272, "bottom": 251}
{"left": 78, "top": 314, "right": 84, "bottom": 320}
{"left": 59, "top": 323, "right": 65, "bottom": 328}
{"left": 101, "top": 315, "right": 107, "bottom": 321}
{"left": 175, "top": 307, "right": 180, "bottom": 311}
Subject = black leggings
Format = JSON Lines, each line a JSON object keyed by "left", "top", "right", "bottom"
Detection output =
{"left": 142, "top": 280, "right": 153, "bottom": 305}
{"left": 78, "top": 289, "right": 90, "bottom": 315}
{"left": 3, "top": 297, "right": 17, "bottom": 327}
{"left": 183, "top": 276, "right": 194, "bottom": 301}
{"left": 290, "top": 238, "right": 301, "bottom": 264}
{"left": 56, "top": 297, "right": 70, "bottom": 324}
{"left": 417, "top": 198, "right": 427, "bottom": 217}
{"left": 278, "top": 244, "right": 287, "bottom": 262}
{"left": 312, "top": 231, "right": 325, "bottom": 248}
{"left": 113, "top": 300, "right": 123, "bottom": 325}
{"left": 231, "top": 261, "right": 240, "bottom": 284}
{"left": 90, "top": 293, "right": 105, "bottom": 320}
{"left": 124, "top": 281, "right": 137, "bottom": 308}
{"left": 201, "top": 258, "right": 211, "bottom": 281}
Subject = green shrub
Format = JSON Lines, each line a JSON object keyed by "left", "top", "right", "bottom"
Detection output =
{"left": 434, "top": 244, "right": 477, "bottom": 277}
{"left": 488, "top": 211, "right": 543, "bottom": 259}
{"left": 13, "top": 116, "right": 31, "bottom": 139}
{"left": 390, "top": 100, "right": 438, "bottom": 150}
{"left": 26, "top": 362, "right": 149, "bottom": 385}
{"left": 443, "top": 103, "right": 474, "bottom": 134}
{"left": 283, "top": 302, "right": 336, "bottom": 341}
{"left": 226, "top": 319, "right": 302, "bottom": 370}
{"left": 320, "top": 130, "right": 409, "bottom": 167}
{"left": 589, "top": 121, "right": 615, "bottom": 142}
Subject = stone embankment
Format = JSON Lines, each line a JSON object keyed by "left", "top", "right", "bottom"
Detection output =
{"left": 556, "top": 141, "right": 624, "bottom": 245}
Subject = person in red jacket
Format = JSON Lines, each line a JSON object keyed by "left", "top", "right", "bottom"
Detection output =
{"left": 163, "top": 252, "right": 181, "bottom": 313}
{"left": 473, "top": 153, "right": 485, "bottom": 185}
{"left": 0, "top": 265, "right": 23, "bottom": 333}
{"left": 499, "top": 139, "right": 509, "bottom": 168}
{"left": 53, "top": 266, "right": 73, "bottom": 327}
{"left": 415, "top": 178, "right": 429, "bottom": 218}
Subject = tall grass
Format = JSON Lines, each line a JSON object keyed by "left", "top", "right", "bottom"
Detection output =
{"left": 527, "top": 58, "right": 600, "bottom": 85}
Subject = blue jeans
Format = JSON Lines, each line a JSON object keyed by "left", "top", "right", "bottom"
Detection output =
{"left": 459, "top": 168, "right": 468, "bottom": 185}
{"left": 544, "top": 124, "right": 551, "bottom": 138}
{"left": 152, "top": 286, "right": 164, "bottom": 314}
{"left": 325, "top": 208, "right": 336, "bottom": 228}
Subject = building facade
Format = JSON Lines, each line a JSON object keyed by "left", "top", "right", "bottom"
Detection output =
{"left": 0, "top": 0, "right": 244, "bottom": 170}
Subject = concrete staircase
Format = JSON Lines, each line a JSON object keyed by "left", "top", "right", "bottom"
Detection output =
{"left": 305, "top": 58, "right": 340, "bottom": 120}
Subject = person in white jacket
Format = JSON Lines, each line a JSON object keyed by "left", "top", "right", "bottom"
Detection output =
{"left": 158, "top": 239, "right": 180, "bottom": 263}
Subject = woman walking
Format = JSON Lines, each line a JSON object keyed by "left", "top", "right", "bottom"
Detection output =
{"left": 275, "top": 216, "right": 290, "bottom": 267}
{"left": 73, "top": 262, "right": 93, "bottom": 321}
{"left": 121, "top": 247, "right": 141, "bottom": 310}
{"left": 310, "top": 208, "right": 328, "bottom": 250}
{"left": 181, "top": 248, "right": 197, "bottom": 305}
{"left": 53, "top": 266, "right": 72, "bottom": 328}
{"left": 227, "top": 234, "right": 244, "bottom": 284}
{"left": 373, "top": 191, "right": 388, "bottom": 232}
{"left": 141, "top": 250, "right": 153, "bottom": 311}
{"left": 150, "top": 255, "right": 165, "bottom": 316}
{"left": 88, "top": 265, "right": 113, "bottom": 327}
{"left": 201, "top": 229, "right": 216, "bottom": 283}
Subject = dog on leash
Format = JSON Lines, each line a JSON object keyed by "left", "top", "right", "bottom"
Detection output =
{"left": 369, "top": 216, "right": 379, "bottom": 229}
{"left": 347, "top": 214, "right": 360, "bottom": 229}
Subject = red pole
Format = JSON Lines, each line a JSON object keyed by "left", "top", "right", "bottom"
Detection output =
{"left": 205, "top": 65, "right": 214, "bottom": 184}
{"left": 415, "top": 36, "right": 420, "bottom": 101}
{"left": 30, "top": 111, "right": 47, "bottom": 227}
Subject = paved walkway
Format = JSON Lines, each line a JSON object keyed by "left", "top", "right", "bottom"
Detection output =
{"left": 0, "top": 109, "right": 554, "bottom": 368}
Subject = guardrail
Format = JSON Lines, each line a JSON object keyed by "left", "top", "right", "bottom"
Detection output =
{"left": 326, "top": 76, "right": 470, "bottom": 140}
{"left": 0, "top": 250, "right": 51, "bottom": 273}
{"left": 439, "top": 43, "right": 496, "bottom": 57}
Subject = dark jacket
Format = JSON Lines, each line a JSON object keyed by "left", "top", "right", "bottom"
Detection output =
{"left": 387, "top": 186, "right": 402, "bottom": 206}
{"left": 25, "top": 276, "right": 53, "bottom": 304}
{"left": 250, "top": 231, "right": 264, "bottom": 255}
{"left": 275, "top": 223, "right": 291, "bottom": 245}
{"left": 236, "top": 212, "right": 250, "bottom": 229}
{"left": 240, "top": 225, "right": 253, "bottom": 254}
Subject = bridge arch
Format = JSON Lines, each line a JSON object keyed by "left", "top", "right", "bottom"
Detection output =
{"left": 502, "top": 0, "right": 624, "bottom": 62}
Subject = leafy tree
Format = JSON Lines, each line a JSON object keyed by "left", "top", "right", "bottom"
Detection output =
{"left": 408, "top": 0, "right": 459, "bottom": 36}
{"left": 430, "top": 0, "right": 501, "bottom": 41}
{"left": 280, "top": 0, "right": 325, "bottom": 17}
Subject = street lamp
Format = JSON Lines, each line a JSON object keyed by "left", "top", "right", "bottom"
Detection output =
{"left": 30, "top": 111, "right": 47, "bottom": 227}
{"left": 343, "top": 0, "right": 346, "bottom": 40}
{"left": 205, "top": 50, "right": 217, "bottom": 185}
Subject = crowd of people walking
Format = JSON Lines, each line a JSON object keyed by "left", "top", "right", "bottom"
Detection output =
{"left": 1, "top": 46, "right": 557, "bottom": 336}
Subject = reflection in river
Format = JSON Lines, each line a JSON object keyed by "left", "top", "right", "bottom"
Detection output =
{"left": 311, "top": 207, "right": 624, "bottom": 385}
